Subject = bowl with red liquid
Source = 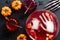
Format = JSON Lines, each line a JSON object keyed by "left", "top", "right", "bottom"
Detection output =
{"left": 6, "top": 18, "right": 19, "bottom": 32}
{"left": 22, "top": 0, "right": 37, "bottom": 14}
{"left": 26, "top": 10, "right": 59, "bottom": 40}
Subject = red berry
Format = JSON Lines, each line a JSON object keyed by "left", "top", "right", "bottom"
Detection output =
{"left": 6, "top": 18, "right": 19, "bottom": 32}
{"left": 26, "top": 10, "right": 59, "bottom": 40}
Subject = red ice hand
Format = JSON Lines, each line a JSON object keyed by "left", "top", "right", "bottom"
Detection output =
{"left": 26, "top": 10, "right": 59, "bottom": 40}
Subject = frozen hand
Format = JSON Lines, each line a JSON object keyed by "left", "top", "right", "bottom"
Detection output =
{"left": 31, "top": 18, "right": 40, "bottom": 30}
{"left": 39, "top": 12, "right": 54, "bottom": 33}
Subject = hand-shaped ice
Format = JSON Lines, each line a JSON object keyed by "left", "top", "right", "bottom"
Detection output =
{"left": 39, "top": 12, "right": 54, "bottom": 33}
{"left": 31, "top": 18, "right": 40, "bottom": 30}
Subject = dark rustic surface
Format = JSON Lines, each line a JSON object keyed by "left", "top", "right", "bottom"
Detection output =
{"left": 0, "top": 0, "right": 60, "bottom": 40}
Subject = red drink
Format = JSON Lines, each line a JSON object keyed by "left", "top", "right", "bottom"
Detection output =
{"left": 6, "top": 18, "right": 19, "bottom": 32}
{"left": 26, "top": 10, "right": 59, "bottom": 40}
{"left": 23, "top": 0, "right": 37, "bottom": 14}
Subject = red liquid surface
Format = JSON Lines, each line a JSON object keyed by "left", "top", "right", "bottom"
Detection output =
{"left": 26, "top": 10, "right": 59, "bottom": 40}
{"left": 23, "top": 0, "right": 37, "bottom": 13}
{"left": 6, "top": 18, "right": 19, "bottom": 32}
